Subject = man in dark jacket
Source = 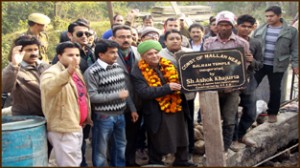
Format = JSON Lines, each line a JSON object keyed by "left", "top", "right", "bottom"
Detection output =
{"left": 131, "top": 40, "right": 196, "bottom": 167}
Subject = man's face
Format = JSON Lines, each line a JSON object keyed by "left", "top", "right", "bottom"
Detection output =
{"left": 143, "top": 19, "right": 153, "bottom": 27}
{"left": 68, "top": 26, "right": 90, "bottom": 46}
{"left": 131, "top": 29, "right": 138, "bottom": 43}
{"left": 210, "top": 21, "right": 218, "bottom": 34}
{"left": 142, "top": 49, "right": 160, "bottom": 67}
{"left": 112, "top": 29, "right": 132, "bottom": 50}
{"left": 164, "top": 32, "right": 181, "bottom": 52}
{"left": 237, "top": 22, "right": 253, "bottom": 37}
{"left": 58, "top": 48, "right": 81, "bottom": 68}
{"left": 165, "top": 20, "right": 179, "bottom": 31}
{"left": 217, "top": 21, "right": 233, "bottom": 38}
{"left": 114, "top": 15, "right": 124, "bottom": 25}
{"left": 265, "top": 11, "right": 281, "bottom": 26}
{"left": 99, "top": 47, "right": 119, "bottom": 65}
{"left": 189, "top": 27, "right": 203, "bottom": 42}
{"left": 34, "top": 23, "right": 46, "bottom": 32}
{"left": 22, "top": 44, "right": 39, "bottom": 65}
{"left": 142, "top": 32, "right": 159, "bottom": 41}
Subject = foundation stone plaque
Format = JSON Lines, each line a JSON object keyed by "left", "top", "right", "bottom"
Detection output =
{"left": 176, "top": 47, "right": 247, "bottom": 91}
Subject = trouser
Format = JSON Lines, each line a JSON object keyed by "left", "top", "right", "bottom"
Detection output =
{"left": 80, "top": 125, "right": 90, "bottom": 167}
{"left": 219, "top": 91, "right": 240, "bottom": 151}
{"left": 187, "top": 99, "right": 195, "bottom": 154}
{"left": 48, "top": 129, "right": 83, "bottom": 166}
{"left": 233, "top": 75, "right": 257, "bottom": 141}
{"left": 124, "top": 111, "right": 142, "bottom": 166}
{"left": 254, "top": 65, "right": 284, "bottom": 115}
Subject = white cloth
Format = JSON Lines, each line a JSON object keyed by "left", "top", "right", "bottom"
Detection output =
{"left": 48, "top": 129, "right": 83, "bottom": 166}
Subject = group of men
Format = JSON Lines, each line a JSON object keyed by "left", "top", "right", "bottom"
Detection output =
{"left": 2, "top": 5, "right": 298, "bottom": 167}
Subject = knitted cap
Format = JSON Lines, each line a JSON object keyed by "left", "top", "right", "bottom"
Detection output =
{"left": 140, "top": 27, "right": 160, "bottom": 38}
{"left": 28, "top": 13, "right": 51, "bottom": 25}
{"left": 137, "top": 40, "right": 162, "bottom": 55}
{"left": 216, "top": 11, "right": 235, "bottom": 26}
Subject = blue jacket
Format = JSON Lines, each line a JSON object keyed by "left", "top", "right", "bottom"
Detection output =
{"left": 253, "top": 18, "right": 298, "bottom": 73}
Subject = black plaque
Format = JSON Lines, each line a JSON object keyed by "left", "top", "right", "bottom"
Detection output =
{"left": 176, "top": 47, "right": 247, "bottom": 91}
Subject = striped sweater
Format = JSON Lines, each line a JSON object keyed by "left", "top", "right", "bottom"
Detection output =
{"left": 84, "top": 60, "right": 127, "bottom": 115}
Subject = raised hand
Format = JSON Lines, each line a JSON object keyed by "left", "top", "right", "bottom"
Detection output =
{"left": 67, "top": 57, "right": 79, "bottom": 75}
{"left": 11, "top": 45, "right": 25, "bottom": 66}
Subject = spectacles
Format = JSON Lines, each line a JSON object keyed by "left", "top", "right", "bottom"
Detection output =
{"left": 116, "top": 35, "right": 132, "bottom": 39}
{"left": 145, "top": 33, "right": 159, "bottom": 38}
{"left": 76, "top": 31, "right": 92, "bottom": 38}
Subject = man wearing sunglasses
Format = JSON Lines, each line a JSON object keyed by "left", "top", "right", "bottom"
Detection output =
{"left": 52, "top": 21, "right": 96, "bottom": 73}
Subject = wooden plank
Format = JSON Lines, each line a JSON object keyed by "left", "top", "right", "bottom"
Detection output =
{"left": 199, "top": 91, "right": 226, "bottom": 166}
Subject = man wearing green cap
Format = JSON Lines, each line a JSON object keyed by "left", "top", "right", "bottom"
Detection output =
{"left": 23, "top": 13, "right": 51, "bottom": 63}
{"left": 131, "top": 40, "right": 196, "bottom": 167}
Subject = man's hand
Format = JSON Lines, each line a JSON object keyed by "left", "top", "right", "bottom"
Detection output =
{"left": 83, "top": 117, "right": 93, "bottom": 128}
{"left": 67, "top": 57, "right": 79, "bottom": 75}
{"left": 245, "top": 54, "right": 254, "bottom": 63}
{"left": 11, "top": 45, "right": 25, "bottom": 66}
{"left": 119, "top": 89, "right": 129, "bottom": 100}
{"left": 131, "top": 112, "right": 139, "bottom": 123}
{"left": 169, "top": 83, "right": 181, "bottom": 91}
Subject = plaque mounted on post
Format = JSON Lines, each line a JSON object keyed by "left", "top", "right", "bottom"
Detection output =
{"left": 176, "top": 47, "right": 247, "bottom": 92}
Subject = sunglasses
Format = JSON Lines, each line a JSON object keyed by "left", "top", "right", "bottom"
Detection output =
{"left": 76, "top": 31, "right": 92, "bottom": 38}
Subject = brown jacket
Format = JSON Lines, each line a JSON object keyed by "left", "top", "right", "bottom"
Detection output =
{"left": 2, "top": 61, "right": 51, "bottom": 116}
{"left": 40, "top": 62, "right": 91, "bottom": 133}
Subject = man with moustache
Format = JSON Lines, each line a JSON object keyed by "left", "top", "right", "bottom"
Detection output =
{"left": 188, "top": 23, "right": 205, "bottom": 51}
{"left": 112, "top": 25, "right": 140, "bottom": 166}
{"left": 40, "top": 42, "right": 93, "bottom": 166}
{"left": 203, "top": 11, "right": 252, "bottom": 155}
{"left": 2, "top": 35, "right": 50, "bottom": 116}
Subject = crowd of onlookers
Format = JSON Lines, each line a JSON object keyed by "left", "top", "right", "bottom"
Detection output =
{"left": 2, "top": 5, "right": 298, "bottom": 167}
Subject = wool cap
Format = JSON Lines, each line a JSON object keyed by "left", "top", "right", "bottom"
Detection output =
{"left": 137, "top": 40, "right": 162, "bottom": 55}
{"left": 216, "top": 11, "right": 235, "bottom": 26}
{"left": 28, "top": 13, "right": 51, "bottom": 25}
{"left": 140, "top": 27, "right": 160, "bottom": 38}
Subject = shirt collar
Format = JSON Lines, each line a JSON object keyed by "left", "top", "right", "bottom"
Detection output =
{"left": 97, "top": 59, "right": 119, "bottom": 70}
{"left": 20, "top": 59, "right": 42, "bottom": 68}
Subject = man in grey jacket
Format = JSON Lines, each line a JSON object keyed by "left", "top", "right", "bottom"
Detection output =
{"left": 253, "top": 6, "right": 298, "bottom": 123}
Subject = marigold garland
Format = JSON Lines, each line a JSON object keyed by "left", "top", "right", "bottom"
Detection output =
{"left": 138, "top": 57, "right": 182, "bottom": 113}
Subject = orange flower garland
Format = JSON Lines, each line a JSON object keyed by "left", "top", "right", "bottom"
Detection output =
{"left": 138, "top": 57, "right": 182, "bottom": 113}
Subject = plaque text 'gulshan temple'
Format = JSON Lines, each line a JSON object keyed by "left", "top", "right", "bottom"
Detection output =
{"left": 176, "top": 48, "right": 247, "bottom": 92}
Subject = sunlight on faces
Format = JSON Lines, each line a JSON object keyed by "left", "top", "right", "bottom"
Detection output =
{"left": 99, "top": 47, "right": 119, "bottom": 65}
{"left": 164, "top": 32, "right": 182, "bottom": 52}
{"left": 143, "top": 19, "right": 153, "bottom": 27}
{"left": 113, "top": 29, "right": 132, "bottom": 50}
{"left": 114, "top": 15, "right": 124, "bottom": 25}
{"left": 58, "top": 48, "right": 81, "bottom": 68}
{"left": 22, "top": 44, "right": 39, "bottom": 65}
{"left": 141, "top": 49, "right": 161, "bottom": 67}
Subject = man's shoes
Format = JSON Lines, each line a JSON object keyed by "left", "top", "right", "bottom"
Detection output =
{"left": 229, "top": 141, "right": 244, "bottom": 152}
{"left": 239, "top": 136, "right": 257, "bottom": 147}
{"left": 268, "top": 115, "right": 277, "bottom": 123}
{"left": 256, "top": 112, "right": 268, "bottom": 124}
{"left": 173, "top": 162, "right": 198, "bottom": 167}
